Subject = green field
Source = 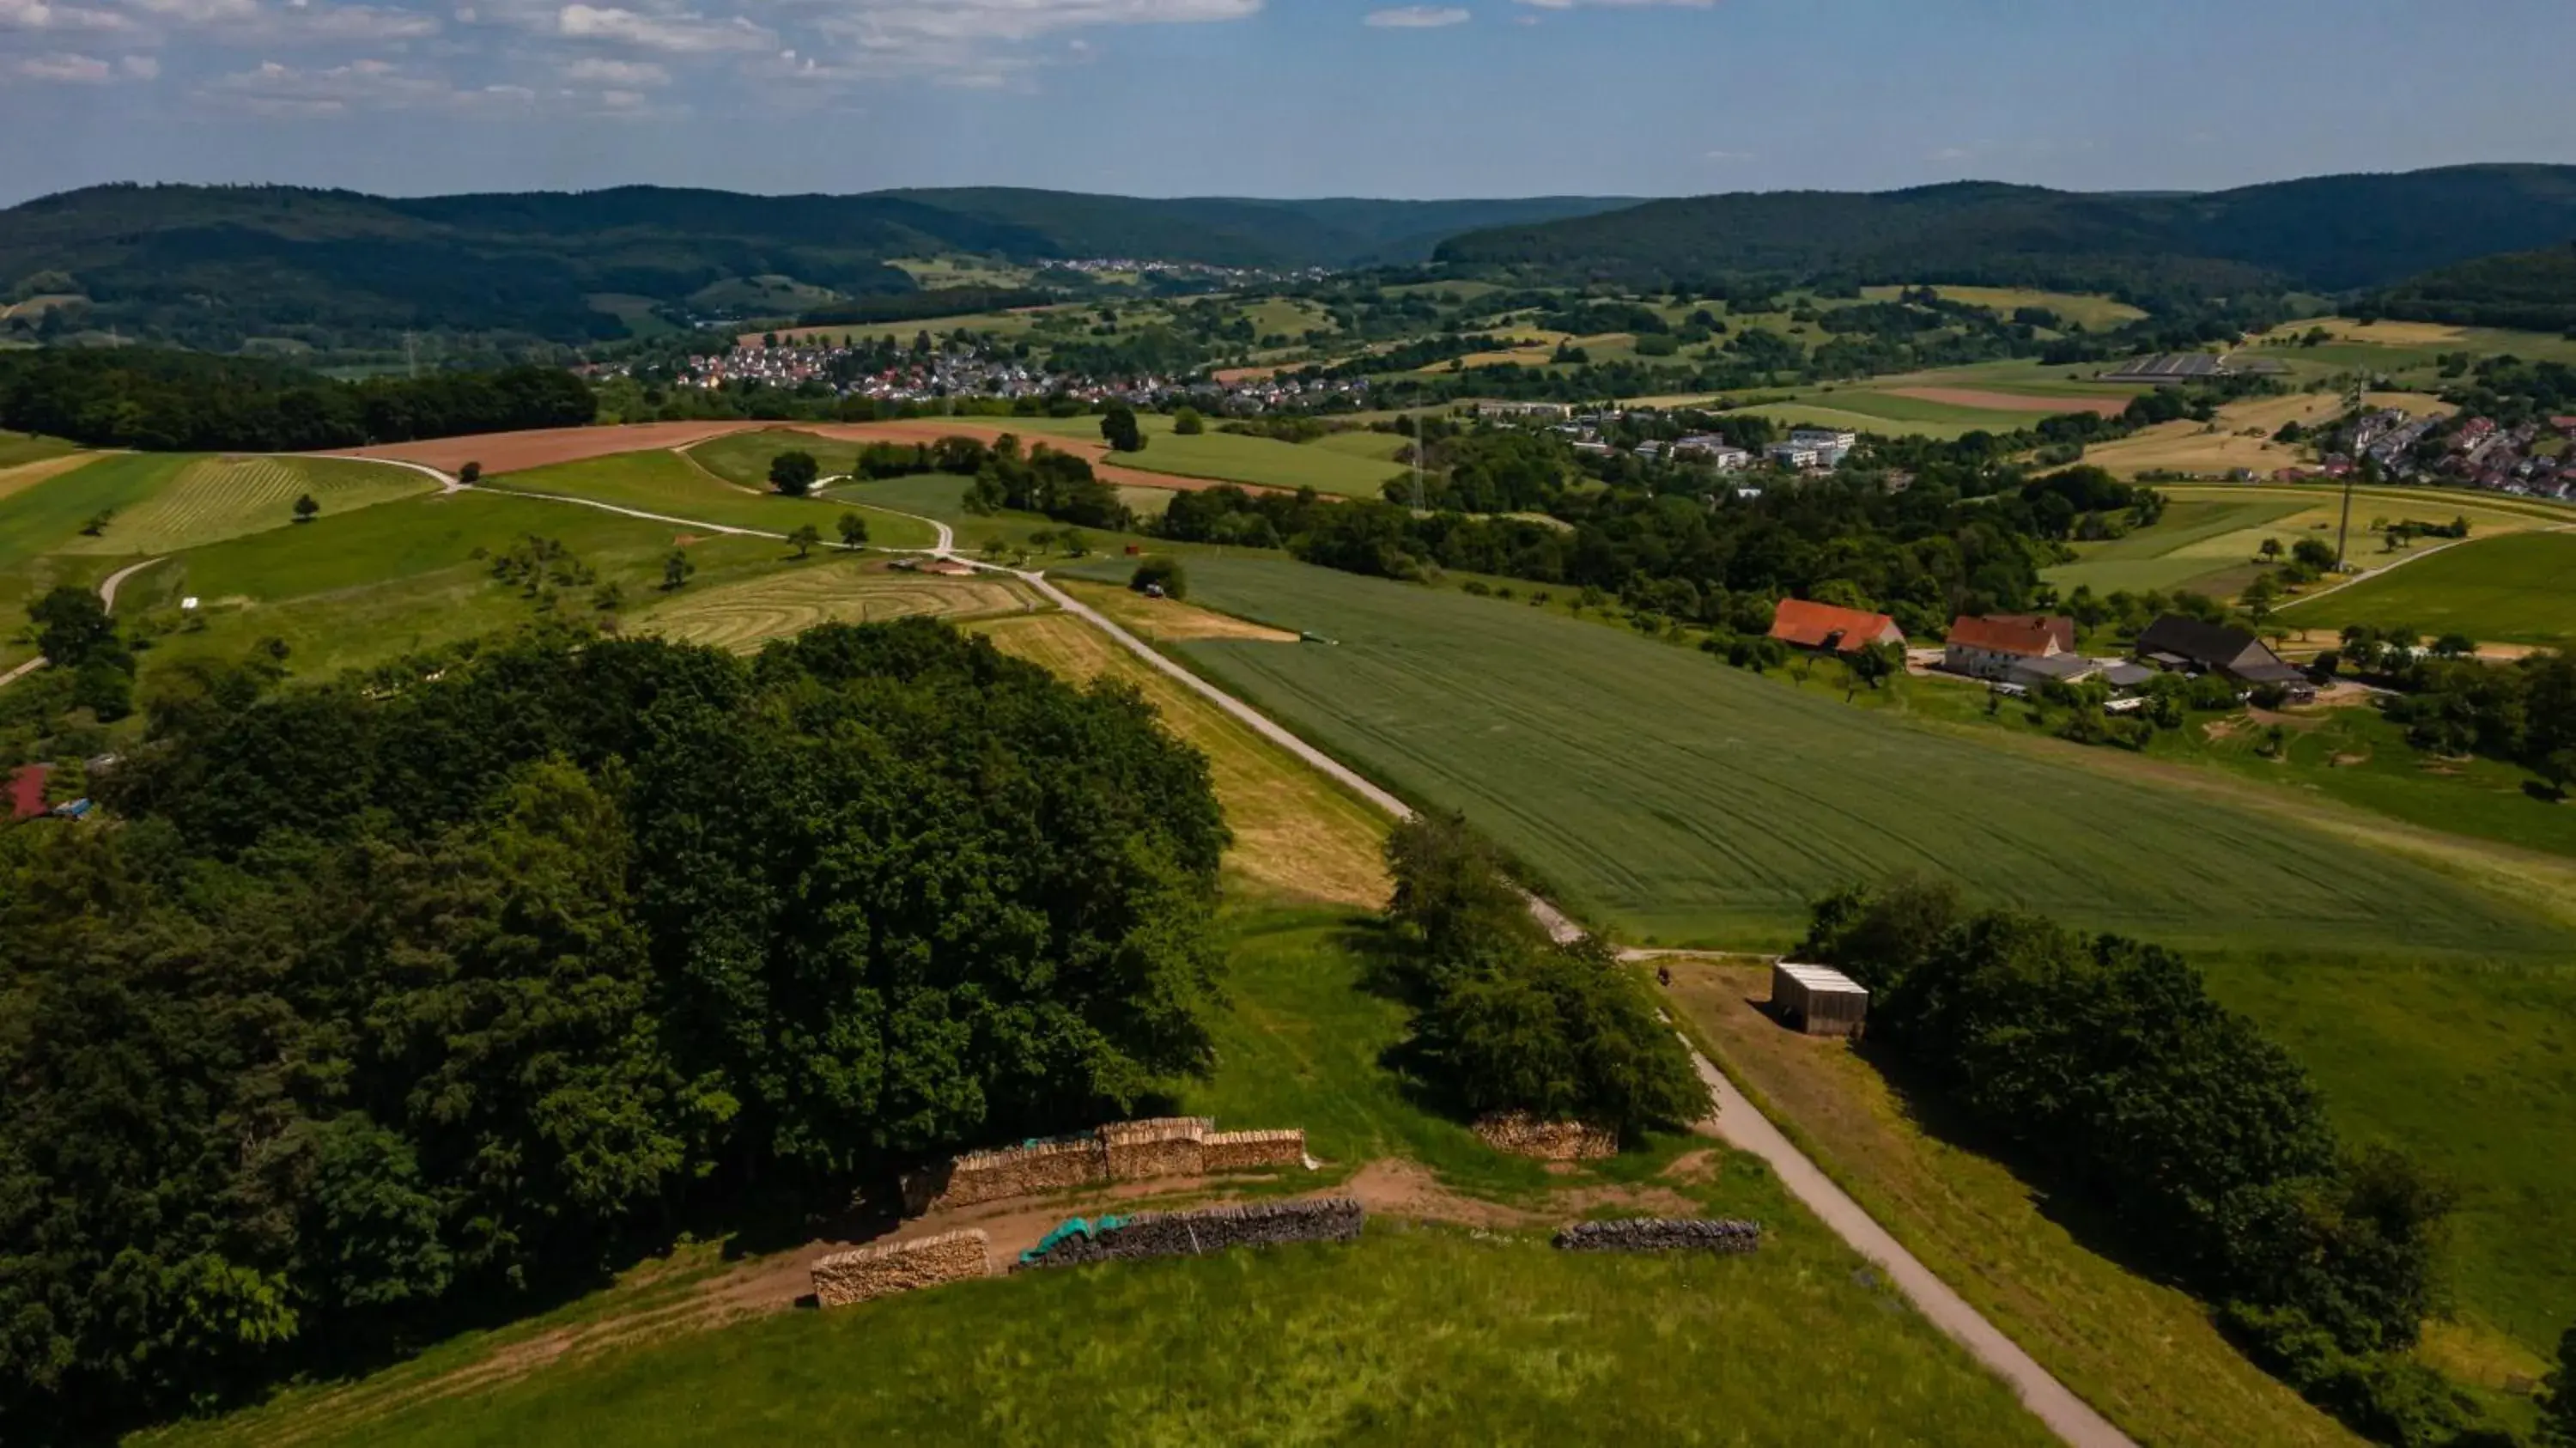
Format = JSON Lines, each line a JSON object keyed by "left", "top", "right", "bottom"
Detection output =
{"left": 2044, "top": 496, "right": 2317, "bottom": 594}
{"left": 1312, "top": 429, "right": 1412, "bottom": 461}
{"left": 1163, "top": 557, "right": 2561, "bottom": 957}
{"left": 53, "top": 455, "right": 436, "bottom": 556}
{"left": 1862, "top": 284, "right": 2149, "bottom": 332}
{"left": 1722, "top": 399, "right": 2044, "bottom": 441}
{"left": 143, "top": 905, "right": 2060, "bottom": 1448}
{"left": 497, "top": 451, "right": 942, "bottom": 551}
{"left": 0, "top": 430, "right": 76, "bottom": 468}
{"left": 1003, "top": 415, "right": 1412, "bottom": 496}
{"left": 127, "top": 490, "right": 793, "bottom": 678}
{"left": 2275, "top": 530, "right": 2576, "bottom": 646}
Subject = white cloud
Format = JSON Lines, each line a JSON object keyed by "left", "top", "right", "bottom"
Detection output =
{"left": 826, "top": 0, "right": 1259, "bottom": 46}
{"left": 123, "top": 0, "right": 259, "bottom": 21}
{"left": 1364, "top": 5, "right": 1466, "bottom": 27}
{"left": 1513, "top": 0, "right": 1711, "bottom": 8}
{"left": 199, "top": 54, "right": 533, "bottom": 112}
{"left": 558, "top": 52, "right": 664, "bottom": 82}
{"left": 1926, "top": 145, "right": 1970, "bottom": 162}
{"left": 118, "top": 48, "right": 155, "bottom": 70}
{"left": 15, "top": 47, "right": 112, "bottom": 76}
{"left": 556, "top": 4, "right": 771, "bottom": 53}
{"left": 0, "top": 0, "right": 134, "bottom": 32}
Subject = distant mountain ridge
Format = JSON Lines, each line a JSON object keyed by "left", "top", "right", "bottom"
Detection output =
{"left": 1435, "top": 164, "right": 2576, "bottom": 297}
{"left": 0, "top": 184, "right": 1637, "bottom": 353}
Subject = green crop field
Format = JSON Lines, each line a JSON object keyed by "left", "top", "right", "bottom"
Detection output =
{"left": 496, "top": 451, "right": 942, "bottom": 551}
{"left": 997, "top": 415, "right": 1412, "bottom": 496}
{"left": 1722, "top": 399, "right": 2033, "bottom": 441}
{"left": 1164, "top": 557, "right": 2561, "bottom": 957}
{"left": 52, "top": 455, "right": 436, "bottom": 556}
{"left": 1311, "top": 429, "right": 1411, "bottom": 461}
{"left": 1862, "top": 284, "right": 2149, "bottom": 332}
{"left": 2275, "top": 530, "right": 2576, "bottom": 647}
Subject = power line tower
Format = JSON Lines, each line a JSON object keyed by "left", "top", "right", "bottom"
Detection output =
{"left": 2332, "top": 374, "right": 2364, "bottom": 568}
{"left": 404, "top": 331, "right": 419, "bottom": 380}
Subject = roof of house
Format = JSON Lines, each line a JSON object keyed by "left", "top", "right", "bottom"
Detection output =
{"left": 1775, "top": 962, "right": 1868, "bottom": 998}
{"left": 8, "top": 764, "right": 48, "bottom": 823}
{"left": 2008, "top": 653, "right": 2100, "bottom": 683}
{"left": 1988, "top": 613, "right": 2077, "bottom": 653}
{"left": 2135, "top": 614, "right": 2282, "bottom": 675}
{"left": 1946, "top": 614, "right": 2065, "bottom": 658}
{"left": 2101, "top": 661, "right": 2160, "bottom": 690}
{"left": 1769, "top": 599, "right": 1901, "bottom": 653}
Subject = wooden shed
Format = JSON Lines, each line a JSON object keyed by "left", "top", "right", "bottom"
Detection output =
{"left": 1771, "top": 962, "right": 1869, "bottom": 1037}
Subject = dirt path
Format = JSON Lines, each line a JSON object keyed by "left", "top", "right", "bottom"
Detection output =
{"left": 1683, "top": 1044, "right": 2139, "bottom": 1448}
{"left": 2, "top": 554, "right": 169, "bottom": 692}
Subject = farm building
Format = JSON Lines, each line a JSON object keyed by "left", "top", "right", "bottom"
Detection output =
{"left": 1789, "top": 429, "right": 1859, "bottom": 466}
{"left": 2134, "top": 615, "right": 2312, "bottom": 698}
{"left": 1771, "top": 963, "right": 1869, "bottom": 1037}
{"left": 2007, "top": 653, "right": 2103, "bottom": 688}
{"left": 1770, "top": 599, "right": 1905, "bottom": 655}
{"left": 1943, "top": 613, "right": 2075, "bottom": 681}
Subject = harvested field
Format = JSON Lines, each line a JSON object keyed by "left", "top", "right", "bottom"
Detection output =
{"left": 1882, "top": 386, "right": 2128, "bottom": 416}
{"left": 1057, "top": 576, "right": 1299, "bottom": 643}
{"left": 637, "top": 563, "right": 1036, "bottom": 653}
{"left": 978, "top": 611, "right": 1386, "bottom": 910}
{"left": 2079, "top": 391, "right": 2450, "bottom": 478}
{"left": 56, "top": 456, "right": 436, "bottom": 556}
{"left": 332, "top": 422, "right": 768, "bottom": 477}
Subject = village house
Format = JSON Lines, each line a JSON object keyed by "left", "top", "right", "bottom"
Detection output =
{"left": 1770, "top": 599, "right": 1905, "bottom": 654}
{"left": 2134, "top": 615, "right": 2312, "bottom": 699}
{"left": 1942, "top": 613, "right": 2075, "bottom": 681}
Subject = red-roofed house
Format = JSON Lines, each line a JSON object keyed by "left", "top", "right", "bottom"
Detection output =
{"left": 1945, "top": 614, "right": 2074, "bottom": 680}
{"left": 1769, "top": 599, "right": 1905, "bottom": 654}
{"left": 9, "top": 764, "right": 48, "bottom": 823}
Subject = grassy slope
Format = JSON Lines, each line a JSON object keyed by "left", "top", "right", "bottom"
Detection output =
{"left": 635, "top": 561, "right": 1038, "bottom": 654}
{"left": 2045, "top": 496, "right": 2318, "bottom": 594}
{"left": 127, "top": 490, "right": 792, "bottom": 678}
{"left": 0, "top": 431, "right": 76, "bottom": 468}
{"left": 1723, "top": 400, "right": 2038, "bottom": 441}
{"left": 1164, "top": 557, "right": 2561, "bottom": 956}
{"left": 0, "top": 453, "right": 192, "bottom": 666}
{"left": 54, "top": 456, "right": 437, "bottom": 556}
{"left": 498, "top": 451, "right": 942, "bottom": 550}
{"left": 2275, "top": 530, "right": 2576, "bottom": 646}
{"left": 1666, "top": 960, "right": 2362, "bottom": 1448}
{"left": 1000, "top": 414, "right": 1411, "bottom": 496}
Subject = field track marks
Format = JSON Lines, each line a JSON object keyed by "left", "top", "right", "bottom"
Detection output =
{"left": 1686, "top": 1047, "right": 2138, "bottom": 1448}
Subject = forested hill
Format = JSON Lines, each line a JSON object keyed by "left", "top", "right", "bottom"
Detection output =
{"left": 0, "top": 184, "right": 1634, "bottom": 354}
{"left": 2375, "top": 240, "right": 2576, "bottom": 333}
{"left": 1435, "top": 164, "right": 2576, "bottom": 297}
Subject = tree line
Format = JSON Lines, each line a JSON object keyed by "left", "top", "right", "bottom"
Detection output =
{"left": 0, "top": 620, "right": 1227, "bottom": 1442}
{"left": 0, "top": 348, "right": 595, "bottom": 453}
{"left": 1378, "top": 815, "right": 1705, "bottom": 1140}
{"left": 1801, "top": 880, "right": 2501, "bottom": 1448}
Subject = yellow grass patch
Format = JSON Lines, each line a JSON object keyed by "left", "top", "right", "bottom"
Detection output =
{"left": 638, "top": 563, "right": 1036, "bottom": 653}
{"left": 2274, "top": 317, "right": 2470, "bottom": 347}
{"left": 2081, "top": 391, "right": 2452, "bottom": 478}
{"left": 0, "top": 451, "right": 101, "bottom": 503}
{"left": 977, "top": 611, "right": 1388, "bottom": 910}
{"left": 1057, "top": 576, "right": 1298, "bottom": 643}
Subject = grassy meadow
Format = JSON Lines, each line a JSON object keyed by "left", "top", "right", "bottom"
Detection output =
{"left": 1666, "top": 960, "right": 2363, "bottom": 1448}
{"left": 2046, "top": 483, "right": 2569, "bottom": 598}
{"left": 1861, "top": 284, "right": 2149, "bottom": 332}
{"left": 1003, "top": 414, "right": 1412, "bottom": 496}
{"left": 498, "top": 450, "right": 942, "bottom": 550}
{"left": 1161, "top": 557, "right": 2563, "bottom": 956}
{"left": 636, "top": 561, "right": 1039, "bottom": 654}
{"left": 2275, "top": 529, "right": 2576, "bottom": 647}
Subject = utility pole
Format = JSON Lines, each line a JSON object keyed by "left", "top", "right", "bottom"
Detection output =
{"left": 2332, "top": 374, "right": 2363, "bottom": 568}
{"left": 404, "top": 331, "right": 418, "bottom": 380}
{"left": 1409, "top": 410, "right": 1425, "bottom": 512}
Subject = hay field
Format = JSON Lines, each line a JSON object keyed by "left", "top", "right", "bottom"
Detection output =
{"left": 52, "top": 456, "right": 436, "bottom": 556}
{"left": 2275, "top": 530, "right": 2576, "bottom": 647}
{"left": 0, "top": 450, "right": 100, "bottom": 506}
{"left": 1862, "top": 285, "right": 2148, "bottom": 332}
{"left": 638, "top": 562, "right": 1035, "bottom": 653}
{"left": 981, "top": 610, "right": 1386, "bottom": 910}
{"left": 500, "top": 451, "right": 942, "bottom": 550}
{"left": 1722, "top": 399, "right": 2033, "bottom": 441}
{"left": 1170, "top": 557, "right": 2561, "bottom": 957}
{"left": 2079, "top": 391, "right": 2451, "bottom": 478}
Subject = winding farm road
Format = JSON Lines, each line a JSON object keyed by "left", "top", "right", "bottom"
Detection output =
{"left": 0, "top": 556, "right": 168, "bottom": 691}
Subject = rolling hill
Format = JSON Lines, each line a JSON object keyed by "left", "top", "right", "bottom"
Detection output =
{"left": 2375, "top": 240, "right": 2576, "bottom": 333}
{"left": 0, "top": 185, "right": 1635, "bottom": 354}
{"left": 1435, "top": 164, "right": 2576, "bottom": 297}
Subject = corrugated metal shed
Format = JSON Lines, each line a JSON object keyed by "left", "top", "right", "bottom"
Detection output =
{"left": 1771, "top": 962, "right": 1870, "bottom": 1037}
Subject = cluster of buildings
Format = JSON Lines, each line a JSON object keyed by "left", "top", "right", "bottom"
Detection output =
{"left": 1498, "top": 403, "right": 1856, "bottom": 475}
{"left": 1765, "top": 599, "right": 2315, "bottom": 704}
{"left": 2284, "top": 409, "right": 2576, "bottom": 500}
{"left": 598, "top": 340, "right": 1372, "bottom": 415}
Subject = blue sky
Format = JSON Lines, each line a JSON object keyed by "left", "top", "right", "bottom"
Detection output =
{"left": 3, "top": 0, "right": 2573, "bottom": 204}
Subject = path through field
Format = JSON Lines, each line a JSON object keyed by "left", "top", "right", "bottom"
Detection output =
{"left": 1684, "top": 1044, "right": 2136, "bottom": 1448}
{"left": 218, "top": 452, "right": 2124, "bottom": 1446}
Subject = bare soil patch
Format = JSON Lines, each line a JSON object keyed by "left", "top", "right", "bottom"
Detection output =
{"left": 333, "top": 421, "right": 767, "bottom": 477}
{"left": 1884, "top": 386, "right": 2130, "bottom": 417}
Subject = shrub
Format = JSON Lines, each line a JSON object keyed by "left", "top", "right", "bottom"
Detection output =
{"left": 1129, "top": 556, "right": 1188, "bottom": 599}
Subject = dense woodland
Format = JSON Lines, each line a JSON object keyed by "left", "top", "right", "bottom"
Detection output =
{"left": 1801, "top": 881, "right": 2497, "bottom": 1448}
{"left": 0, "top": 349, "right": 595, "bottom": 453}
{"left": 0, "top": 622, "right": 1229, "bottom": 1442}
{"left": 2374, "top": 242, "right": 2576, "bottom": 335}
